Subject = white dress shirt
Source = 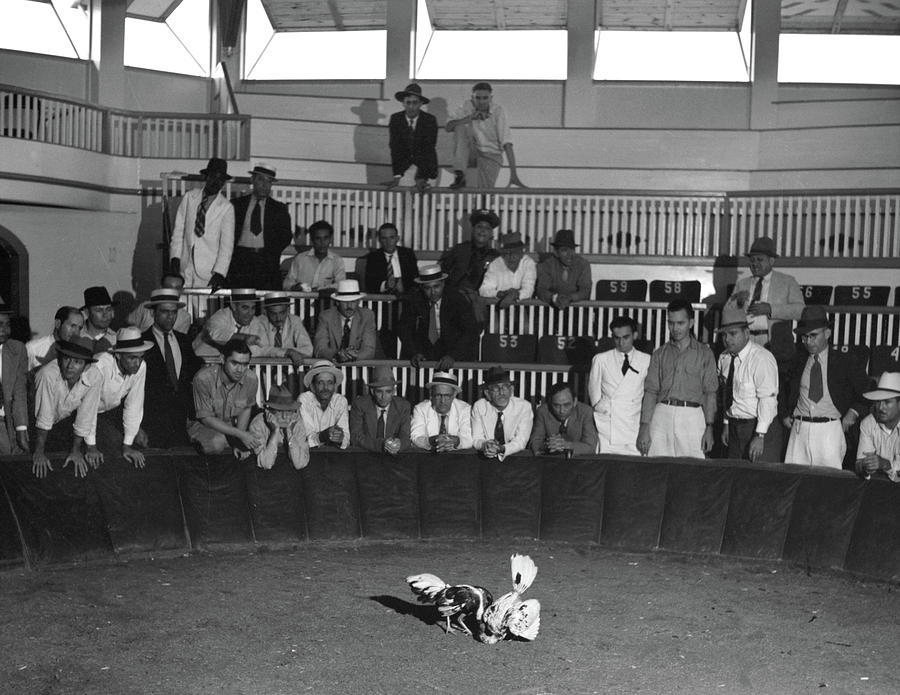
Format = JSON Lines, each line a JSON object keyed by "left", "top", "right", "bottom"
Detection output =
{"left": 717, "top": 340, "right": 778, "bottom": 433}
{"left": 34, "top": 360, "right": 102, "bottom": 439}
{"left": 410, "top": 398, "right": 473, "bottom": 450}
{"left": 470, "top": 395, "right": 534, "bottom": 461}
{"left": 478, "top": 255, "right": 537, "bottom": 299}
{"left": 298, "top": 391, "right": 349, "bottom": 449}
{"left": 856, "top": 415, "right": 900, "bottom": 483}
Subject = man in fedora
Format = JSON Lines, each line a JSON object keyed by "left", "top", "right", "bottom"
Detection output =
{"left": 248, "top": 384, "right": 309, "bottom": 470}
{"left": 283, "top": 219, "right": 346, "bottom": 292}
{"left": 536, "top": 230, "right": 592, "bottom": 310}
{"left": 26, "top": 305, "right": 84, "bottom": 371}
{"left": 855, "top": 372, "right": 900, "bottom": 481}
{"left": 479, "top": 232, "right": 536, "bottom": 309}
{"left": 389, "top": 83, "right": 438, "bottom": 192}
{"left": 170, "top": 157, "right": 234, "bottom": 291}
{"left": 193, "top": 288, "right": 262, "bottom": 357}
{"left": 398, "top": 264, "right": 479, "bottom": 371}
{"left": 188, "top": 338, "right": 261, "bottom": 457}
{"left": 349, "top": 366, "right": 411, "bottom": 454}
{"left": 725, "top": 236, "right": 804, "bottom": 364}
{"left": 32, "top": 335, "right": 102, "bottom": 478}
{"left": 440, "top": 208, "right": 500, "bottom": 292}
{"left": 531, "top": 381, "right": 598, "bottom": 457}
{"left": 0, "top": 303, "right": 29, "bottom": 455}
{"left": 125, "top": 273, "right": 191, "bottom": 334}
{"left": 245, "top": 291, "right": 313, "bottom": 367}
{"left": 91, "top": 327, "right": 152, "bottom": 468}
{"left": 410, "top": 371, "right": 473, "bottom": 452}
{"left": 313, "top": 280, "right": 377, "bottom": 363}
{"left": 298, "top": 359, "right": 349, "bottom": 449}
{"left": 81, "top": 286, "right": 118, "bottom": 348}
{"left": 715, "top": 306, "right": 781, "bottom": 463}
{"left": 228, "top": 163, "right": 293, "bottom": 290}
{"left": 445, "top": 81, "right": 525, "bottom": 189}
{"left": 471, "top": 367, "right": 533, "bottom": 461}
{"left": 780, "top": 305, "right": 870, "bottom": 469}
{"left": 141, "top": 287, "right": 202, "bottom": 448}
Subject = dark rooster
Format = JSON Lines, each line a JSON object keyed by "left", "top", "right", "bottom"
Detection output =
{"left": 406, "top": 572, "right": 493, "bottom": 635}
{"left": 477, "top": 553, "right": 541, "bottom": 644}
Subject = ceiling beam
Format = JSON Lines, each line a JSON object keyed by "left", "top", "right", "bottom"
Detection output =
{"left": 494, "top": 0, "right": 507, "bottom": 30}
{"left": 832, "top": 0, "right": 849, "bottom": 34}
{"left": 326, "top": 0, "right": 345, "bottom": 31}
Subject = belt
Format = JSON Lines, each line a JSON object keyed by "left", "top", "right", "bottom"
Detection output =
{"left": 749, "top": 330, "right": 768, "bottom": 335}
{"left": 795, "top": 416, "right": 838, "bottom": 423}
{"left": 728, "top": 417, "right": 757, "bottom": 423}
{"left": 660, "top": 399, "right": 701, "bottom": 408}
{"left": 235, "top": 247, "right": 267, "bottom": 255}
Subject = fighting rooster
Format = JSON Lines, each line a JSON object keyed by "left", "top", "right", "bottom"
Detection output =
{"left": 477, "top": 553, "right": 541, "bottom": 644}
{"left": 406, "top": 572, "right": 494, "bottom": 635}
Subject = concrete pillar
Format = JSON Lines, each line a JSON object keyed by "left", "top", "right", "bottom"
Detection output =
{"left": 563, "top": 0, "right": 596, "bottom": 127}
{"left": 385, "top": 0, "right": 416, "bottom": 99}
{"left": 88, "top": 0, "right": 127, "bottom": 108}
{"left": 750, "top": 0, "right": 780, "bottom": 129}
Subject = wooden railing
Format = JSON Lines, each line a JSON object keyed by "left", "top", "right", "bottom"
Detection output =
{"left": 0, "top": 84, "right": 249, "bottom": 160}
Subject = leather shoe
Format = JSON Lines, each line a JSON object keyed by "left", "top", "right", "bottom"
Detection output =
{"left": 449, "top": 171, "right": 466, "bottom": 189}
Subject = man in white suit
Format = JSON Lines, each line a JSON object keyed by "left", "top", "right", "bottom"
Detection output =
{"left": 588, "top": 315, "right": 650, "bottom": 455}
{"left": 170, "top": 158, "right": 235, "bottom": 291}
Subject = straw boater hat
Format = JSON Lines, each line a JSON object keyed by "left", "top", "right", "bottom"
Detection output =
{"left": 864, "top": 372, "right": 900, "bottom": 401}
{"left": 303, "top": 359, "right": 343, "bottom": 388}
{"left": 550, "top": 229, "right": 578, "bottom": 248}
{"left": 469, "top": 209, "right": 500, "bottom": 228}
{"left": 200, "top": 157, "right": 231, "bottom": 180}
{"left": 111, "top": 326, "right": 153, "bottom": 353}
{"left": 499, "top": 232, "right": 526, "bottom": 249}
{"left": 394, "top": 83, "right": 430, "bottom": 105}
{"left": 715, "top": 306, "right": 751, "bottom": 332}
{"left": 332, "top": 279, "right": 365, "bottom": 303}
{"left": 414, "top": 264, "right": 448, "bottom": 285}
{"left": 229, "top": 289, "right": 261, "bottom": 304}
{"left": 482, "top": 366, "right": 512, "bottom": 388}
{"left": 263, "top": 291, "right": 292, "bottom": 307}
{"left": 793, "top": 305, "right": 831, "bottom": 336}
{"left": 367, "top": 366, "right": 397, "bottom": 389}
{"left": 265, "top": 384, "right": 299, "bottom": 410}
{"left": 746, "top": 237, "right": 779, "bottom": 258}
{"left": 425, "top": 371, "right": 461, "bottom": 392}
{"left": 249, "top": 163, "right": 277, "bottom": 180}
{"left": 82, "top": 286, "right": 117, "bottom": 308}
{"left": 146, "top": 287, "right": 186, "bottom": 308}
{"left": 55, "top": 336, "right": 98, "bottom": 363}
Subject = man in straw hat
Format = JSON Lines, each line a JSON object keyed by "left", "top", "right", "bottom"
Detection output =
{"left": 535, "top": 230, "right": 592, "bottom": 310}
{"left": 228, "top": 163, "right": 293, "bottom": 290}
{"left": 780, "top": 305, "right": 870, "bottom": 469}
{"left": 298, "top": 359, "right": 349, "bottom": 449}
{"left": 80, "top": 286, "right": 118, "bottom": 348}
{"left": 141, "top": 287, "right": 202, "bottom": 448}
{"left": 313, "top": 280, "right": 376, "bottom": 363}
{"left": 410, "top": 371, "right": 473, "bottom": 452}
{"left": 389, "top": 83, "right": 438, "bottom": 192}
{"left": 479, "top": 232, "right": 536, "bottom": 309}
{"left": 90, "top": 327, "right": 153, "bottom": 468}
{"left": 715, "top": 306, "right": 781, "bottom": 463}
{"left": 247, "top": 384, "right": 309, "bottom": 470}
{"left": 193, "top": 288, "right": 262, "bottom": 357}
{"left": 349, "top": 366, "right": 411, "bottom": 454}
{"left": 855, "top": 372, "right": 900, "bottom": 481}
{"left": 0, "top": 302, "right": 29, "bottom": 455}
{"left": 126, "top": 273, "right": 191, "bottom": 334}
{"left": 398, "top": 264, "right": 479, "bottom": 371}
{"left": 471, "top": 366, "right": 533, "bottom": 461}
{"left": 170, "top": 157, "right": 235, "bottom": 291}
{"left": 32, "top": 335, "right": 102, "bottom": 478}
{"left": 243, "top": 291, "right": 313, "bottom": 367}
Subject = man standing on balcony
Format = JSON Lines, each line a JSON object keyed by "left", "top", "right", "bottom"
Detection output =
{"left": 228, "top": 164, "right": 293, "bottom": 291}
{"left": 388, "top": 84, "right": 439, "bottom": 192}
{"left": 170, "top": 158, "right": 234, "bottom": 292}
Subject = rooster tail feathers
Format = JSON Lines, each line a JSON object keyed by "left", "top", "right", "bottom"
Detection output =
{"left": 508, "top": 599, "right": 541, "bottom": 641}
{"left": 406, "top": 573, "right": 448, "bottom": 601}
{"left": 509, "top": 554, "right": 538, "bottom": 594}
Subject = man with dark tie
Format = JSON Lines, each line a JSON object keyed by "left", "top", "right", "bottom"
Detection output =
{"left": 780, "top": 305, "right": 870, "bottom": 469}
{"left": 245, "top": 291, "right": 313, "bottom": 367}
{"left": 141, "top": 288, "right": 202, "bottom": 447}
{"left": 361, "top": 222, "right": 419, "bottom": 296}
{"left": 349, "top": 367, "right": 412, "bottom": 454}
{"left": 313, "top": 280, "right": 377, "bottom": 363}
{"left": 410, "top": 371, "right": 473, "bottom": 452}
{"left": 388, "top": 83, "right": 438, "bottom": 192}
{"left": 530, "top": 381, "right": 598, "bottom": 457}
{"left": 471, "top": 366, "right": 533, "bottom": 461}
{"left": 228, "top": 164, "right": 293, "bottom": 290}
{"left": 716, "top": 306, "right": 780, "bottom": 463}
{"left": 192, "top": 288, "right": 261, "bottom": 356}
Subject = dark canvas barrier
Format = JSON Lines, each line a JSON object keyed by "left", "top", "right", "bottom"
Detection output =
{"left": 243, "top": 457, "right": 308, "bottom": 543}
{"left": 659, "top": 462, "right": 734, "bottom": 554}
{"left": 301, "top": 455, "right": 361, "bottom": 540}
{"left": 540, "top": 459, "right": 606, "bottom": 542}
{"left": 600, "top": 458, "right": 668, "bottom": 549}
{"left": 0, "top": 481, "right": 24, "bottom": 565}
{"left": 417, "top": 455, "right": 481, "bottom": 538}
{"left": 355, "top": 454, "right": 419, "bottom": 540}
{"left": 842, "top": 481, "right": 900, "bottom": 580}
{"left": 480, "top": 455, "right": 542, "bottom": 539}
{"left": 721, "top": 467, "right": 801, "bottom": 560}
{"left": 179, "top": 455, "right": 253, "bottom": 546}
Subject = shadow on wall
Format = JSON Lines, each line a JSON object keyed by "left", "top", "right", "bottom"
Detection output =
{"left": 351, "top": 99, "right": 388, "bottom": 185}
{"left": 702, "top": 253, "right": 740, "bottom": 341}
{"left": 133, "top": 187, "right": 170, "bottom": 304}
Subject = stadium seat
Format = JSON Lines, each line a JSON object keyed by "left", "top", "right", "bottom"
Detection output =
{"left": 869, "top": 345, "right": 900, "bottom": 376}
{"left": 595, "top": 279, "right": 648, "bottom": 302}
{"left": 830, "top": 344, "right": 871, "bottom": 371}
{"left": 480, "top": 333, "right": 537, "bottom": 363}
{"left": 649, "top": 280, "right": 701, "bottom": 303}
{"left": 833, "top": 285, "right": 890, "bottom": 306}
{"left": 799, "top": 285, "right": 833, "bottom": 305}
{"left": 895, "top": 287, "right": 900, "bottom": 307}
{"left": 536, "top": 335, "right": 598, "bottom": 366}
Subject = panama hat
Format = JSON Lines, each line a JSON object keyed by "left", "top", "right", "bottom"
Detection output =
{"left": 414, "top": 264, "right": 448, "bottom": 285}
{"left": 262, "top": 291, "right": 292, "bottom": 307}
{"left": 229, "top": 289, "right": 261, "bottom": 303}
{"left": 146, "top": 288, "right": 186, "bottom": 308}
{"left": 249, "top": 164, "right": 276, "bottom": 180}
{"left": 332, "top": 279, "right": 365, "bottom": 303}
{"left": 425, "top": 371, "right": 461, "bottom": 392}
{"left": 864, "top": 372, "right": 900, "bottom": 401}
{"left": 303, "top": 359, "right": 343, "bottom": 388}
{"left": 111, "top": 326, "right": 153, "bottom": 353}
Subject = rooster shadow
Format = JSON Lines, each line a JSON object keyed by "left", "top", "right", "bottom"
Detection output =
{"left": 369, "top": 594, "right": 440, "bottom": 627}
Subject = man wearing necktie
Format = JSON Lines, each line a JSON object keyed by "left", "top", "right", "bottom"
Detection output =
{"left": 192, "top": 289, "right": 262, "bottom": 357}
{"left": 388, "top": 83, "right": 438, "bottom": 192}
{"left": 588, "top": 315, "right": 650, "bottom": 455}
{"left": 244, "top": 291, "right": 313, "bottom": 368}
{"left": 313, "top": 280, "right": 377, "bottom": 363}
{"left": 228, "top": 164, "right": 293, "bottom": 291}
{"left": 410, "top": 372, "right": 473, "bottom": 452}
{"left": 471, "top": 367, "right": 533, "bottom": 461}
{"left": 715, "top": 306, "right": 780, "bottom": 463}
{"left": 780, "top": 305, "right": 870, "bottom": 469}
{"left": 530, "top": 382, "right": 598, "bottom": 457}
{"left": 349, "top": 367, "right": 412, "bottom": 454}
{"left": 361, "top": 223, "right": 419, "bottom": 296}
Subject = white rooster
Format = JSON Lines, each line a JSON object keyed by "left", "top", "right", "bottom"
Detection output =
{"left": 477, "top": 553, "right": 541, "bottom": 644}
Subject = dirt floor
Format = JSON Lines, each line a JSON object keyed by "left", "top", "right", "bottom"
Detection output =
{"left": 0, "top": 540, "right": 897, "bottom": 695}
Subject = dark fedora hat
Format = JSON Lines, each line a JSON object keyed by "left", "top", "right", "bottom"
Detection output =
{"left": 746, "top": 236, "right": 778, "bottom": 258}
{"left": 482, "top": 366, "right": 512, "bottom": 388}
{"left": 550, "top": 229, "right": 579, "bottom": 248}
{"left": 55, "top": 336, "right": 98, "bottom": 362}
{"left": 394, "top": 83, "right": 430, "bottom": 105}
{"left": 367, "top": 366, "right": 397, "bottom": 389}
{"left": 794, "top": 305, "right": 831, "bottom": 336}
{"left": 499, "top": 232, "right": 526, "bottom": 249}
{"left": 469, "top": 208, "right": 500, "bottom": 228}
{"left": 82, "top": 286, "right": 116, "bottom": 308}
{"left": 265, "top": 384, "right": 299, "bottom": 411}
{"left": 199, "top": 157, "right": 232, "bottom": 180}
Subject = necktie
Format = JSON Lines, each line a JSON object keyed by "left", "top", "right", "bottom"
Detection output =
{"left": 558, "top": 419, "right": 568, "bottom": 436}
{"left": 341, "top": 318, "right": 351, "bottom": 350}
{"left": 250, "top": 200, "right": 262, "bottom": 236}
{"left": 439, "top": 415, "right": 448, "bottom": 435}
{"left": 809, "top": 355, "right": 823, "bottom": 403}
{"left": 194, "top": 196, "right": 210, "bottom": 237}
{"left": 385, "top": 254, "right": 395, "bottom": 284}
{"left": 408, "top": 119, "right": 415, "bottom": 132}
{"left": 376, "top": 408, "right": 386, "bottom": 439}
{"left": 751, "top": 277, "right": 763, "bottom": 304}
{"left": 274, "top": 327, "right": 283, "bottom": 348}
{"left": 494, "top": 410, "right": 505, "bottom": 444}
{"left": 621, "top": 353, "right": 631, "bottom": 376}
{"left": 428, "top": 303, "right": 439, "bottom": 344}
{"left": 561, "top": 267, "right": 569, "bottom": 284}
{"left": 164, "top": 332, "right": 179, "bottom": 390}
{"left": 724, "top": 354, "right": 735, "bottom": 413}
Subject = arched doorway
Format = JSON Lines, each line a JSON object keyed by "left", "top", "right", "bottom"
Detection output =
{"left": 0, "top": 225, "right": 30, "bottom": 341}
